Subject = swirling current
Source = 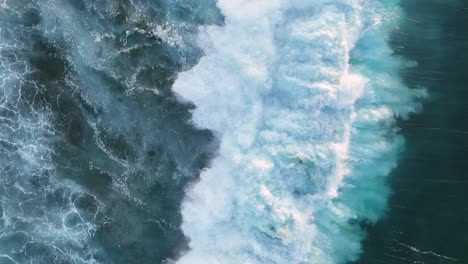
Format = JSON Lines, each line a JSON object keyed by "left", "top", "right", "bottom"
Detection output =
{"left": 1, "top": 0, "right": 458, "bottom": 264}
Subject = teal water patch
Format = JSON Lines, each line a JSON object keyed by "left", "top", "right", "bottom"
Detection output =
{"left": 173, "top": 0, "right": 424, "bottom": 263}
{"left": 357, "top": 0, "right": 468, "bottom": 263}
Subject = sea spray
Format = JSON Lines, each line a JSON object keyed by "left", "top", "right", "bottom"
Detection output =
{"left": 173, "top": 0, "right": 425, "bottom": 263}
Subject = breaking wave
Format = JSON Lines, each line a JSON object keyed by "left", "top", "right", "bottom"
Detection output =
{"left": 173, "top": 0, "right": 425, "bottom": 263}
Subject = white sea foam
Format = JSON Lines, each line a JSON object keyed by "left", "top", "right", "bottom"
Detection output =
{"left": 173, "top": 0, "right": 425, "bottom": 263}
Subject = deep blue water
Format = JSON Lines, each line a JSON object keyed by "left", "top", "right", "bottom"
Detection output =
{"left": 0, "top": 0, "right": 466, "bottom": 264}
{"left": 358, "top": 1, "right": 468, "bottom": 263}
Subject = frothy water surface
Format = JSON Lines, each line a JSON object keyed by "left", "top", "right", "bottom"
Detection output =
{"left": 173, "top": 0, "right": 424, "bottom": 263}
{"left": 0, "top": 0, "right": 221, "bottom": 263}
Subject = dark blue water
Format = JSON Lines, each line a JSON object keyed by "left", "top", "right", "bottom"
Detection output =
{"left": 357, "top": 1, "right": 468, "bottom": 263}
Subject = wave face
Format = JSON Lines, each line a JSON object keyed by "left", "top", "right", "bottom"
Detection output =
{"left": 173, "top": 0, "right": 425, "bottom": 263}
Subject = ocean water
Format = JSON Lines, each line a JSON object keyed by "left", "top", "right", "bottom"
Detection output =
{"left": 0, "top": 1, "right": 222, "bottom": 263}
{"left": 357, "top": 1, "right": 468, "bottom": 263}
{"left": 0, "top": 0, "right": 465, "bottom": 264}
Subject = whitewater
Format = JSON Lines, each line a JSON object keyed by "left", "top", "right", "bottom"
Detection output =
{"left": 173, "top": 0, "right": 426, "bottom": 263}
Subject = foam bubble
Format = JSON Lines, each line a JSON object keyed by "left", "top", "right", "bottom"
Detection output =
{"left": 173, "top": 0, "right": 424, "bottom": 263}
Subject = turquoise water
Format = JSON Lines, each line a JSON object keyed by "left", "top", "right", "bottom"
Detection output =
{"left": 0, "top": 0, "right": 465, "bottom": 263}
